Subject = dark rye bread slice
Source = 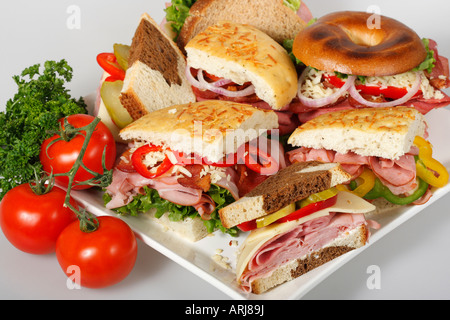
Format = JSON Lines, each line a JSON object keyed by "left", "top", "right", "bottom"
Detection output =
{"left": 219, "top": 161, "right": 351, "bottom": 229}
{"left": 119, "top": 13, "right": 195, "bottom": 120}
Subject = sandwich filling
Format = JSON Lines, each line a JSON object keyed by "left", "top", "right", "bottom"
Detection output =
{"left": 287, "top": 136, "right": 448, "bottom": 205}
{"left": 293, "top": 39, "right": 450, "bottom": 123}
{"left": 237, "top": 191, "right": 379, "bottom": 293}
{"left": 104, "top": 134, "right": 286, "bottom": 235}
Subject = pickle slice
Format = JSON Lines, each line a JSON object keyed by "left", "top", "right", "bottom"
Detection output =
{"left": 113, "top": 43, "right": 130, "bottom": 70}
{"left": 100, "top": 80, "right": 133, "bottom": 129}
{"left": 298, "top": 187, "right": 339, "bottom": 208}
{"left": 255, "top": 203, "right": 296, "bottom": 228}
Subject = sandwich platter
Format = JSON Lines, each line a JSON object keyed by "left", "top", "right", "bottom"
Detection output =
{"left": 69, "top": 105, "right": 450, "bottom": 300}
{"left": 1, "top": 0, "right": 450, "bottom": 300}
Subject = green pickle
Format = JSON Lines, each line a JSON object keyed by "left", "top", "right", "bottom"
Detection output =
{"left": 113, "top": 44, "right": 131, "bottom": 70}
{"left": 298, "top": 187, "right": 339, "bottom": 208}
{"left": 100, "top": 80, "right": 133, "bottom": 129}
{"left": 256, "top": 203, "right": 296, "bottom": 228}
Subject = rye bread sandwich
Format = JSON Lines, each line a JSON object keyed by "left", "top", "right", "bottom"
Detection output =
{"left": 184, "top": 20, "right": 300, "bottom": 135}
{"left": 103, "top": 100, "right": 285, "bottom": 241}
{"left": 287, "top": 106, "right": 449, "bottom": 210}
{"left": 119, "top": 13, "right": 196, "bottom": 120}
{"left": 218, "top": 161, "right": 380, "bottom": 294}
{"left": 291, "top": 11, "right": 450, "bottom": 123}
{"left": 162, "top": 0, "right": 312, "bottom": 50}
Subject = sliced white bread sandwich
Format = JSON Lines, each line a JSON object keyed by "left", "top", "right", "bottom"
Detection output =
{"left": 104, "top": 100, "right": 282, "bottom": 241}
{"left": 119, "top": 13, "right": 196, "bottom": 121}
{"left": 287, "top": 106, "right": 449, "bottom": 210}
{"left": 184, "top": 20, "right": 300, "bottom": 135}
{"left": 166, "top": 0, "right": 310, "bottom": 50}
{"left": 219, "top": 160, "right": 380, "bottom": 294}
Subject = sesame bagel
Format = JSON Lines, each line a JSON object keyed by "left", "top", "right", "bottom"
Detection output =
{"left": 293, "top": 11, "right": 427, "bottom": 76}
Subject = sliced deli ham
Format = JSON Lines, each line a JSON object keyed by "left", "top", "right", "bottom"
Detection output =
{"left": 287, "top": 146, "right": 418, "bottom": 194}
{"left": 240, "top": 212, "right": 376, "bottom": 293}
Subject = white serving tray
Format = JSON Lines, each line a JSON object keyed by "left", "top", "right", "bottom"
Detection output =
{"left": 71, "top": 108, "right": 450, "bottom": 300}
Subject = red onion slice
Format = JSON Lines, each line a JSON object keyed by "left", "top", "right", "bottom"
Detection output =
{"left": 348, "top": 72, "right": 421, "bottom": 108}
{"left": 297, "top": 67, "right": 356, "bottom": 108}
{"left": 185, "top": 65, "right": 256, "bottom": 97}
{"left": 197, "top": 69, "right": 256, "bottom": 97}
{"left": 185, "top": 65, "right": 204, "bottom": 89}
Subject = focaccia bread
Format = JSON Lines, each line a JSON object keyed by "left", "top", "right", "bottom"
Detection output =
{"left": 185, "top": 21, "right": 298, "bottom": 110}
{"left": 119, "top": 100, "right": 279, "bottom": 163}
{"left": 288, "top": 106, "right": 426, "bottom": 160}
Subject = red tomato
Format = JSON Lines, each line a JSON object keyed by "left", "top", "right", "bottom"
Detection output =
{"left": 40, "top": 114, "right": 116, "bottom": 190}
{"left": 56, "top": 216, "right": 138, "bottom": 289}
{"left": 0, "top": 183, "right": 78, "bottom": 254}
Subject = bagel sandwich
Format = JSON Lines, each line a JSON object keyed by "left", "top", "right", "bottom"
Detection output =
{"left": 287, "top": 106, "right": 449, "bottom": 211}
{"left": 291, "top": 11, "right": 450, "bottom": 123}
{"left": 218, "top": 160, "right": 380, "bottom": 294}
{"left": 162, "top": 0, "right": 313, "bottom": 50}
{"left": 103, "top": 100, "right": 285, "bottom": 241}
{"left": 184, "top": 20, "right": 300, "bottom": 135}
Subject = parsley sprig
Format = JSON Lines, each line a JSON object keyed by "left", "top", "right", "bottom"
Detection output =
{"left": 0, "top": 60, "right": 87, "bottom": 199}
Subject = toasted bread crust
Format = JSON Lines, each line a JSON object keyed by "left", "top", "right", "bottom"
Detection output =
{"left": 177, "top": 0, "right": 307, "bottom": 50}
{"left": 293, "top": 11, "right": 426, "bottom": 76}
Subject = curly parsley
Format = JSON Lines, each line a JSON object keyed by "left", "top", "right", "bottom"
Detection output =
{"left": 0, "top": 60, "right": 87, "bottom": 199}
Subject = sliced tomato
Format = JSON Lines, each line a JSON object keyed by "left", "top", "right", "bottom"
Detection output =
{"left": 131, "top": 144, "right": 173, "bottom": 179}
{"left": 97, "top": 53, "right": 125, "bottom": 81}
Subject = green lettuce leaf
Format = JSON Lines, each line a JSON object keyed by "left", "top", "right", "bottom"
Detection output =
{"left": 283, "top": 0, "right": 301, "bottom": 12}
{"left": 164, "top": 0, "right": 197, "bottom": 41}
{"left": 103, "top": 184, "right": 238, "bottom": 236}
{"left": 412, "top": 38, "right": 436, "bottom": 74}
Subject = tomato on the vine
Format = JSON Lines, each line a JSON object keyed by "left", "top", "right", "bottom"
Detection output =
{"left": 55, "top": 216, "right": 138, "bottom": 289}
{"left": 0, "top": 183, "right": 78, "bottom": 254}
{"left": 40, "top": 114, "right": 116, "bottom": 190}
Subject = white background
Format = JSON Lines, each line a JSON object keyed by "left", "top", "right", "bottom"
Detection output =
{"left": 1, "top": 0, "right": 450, "bottom": 299}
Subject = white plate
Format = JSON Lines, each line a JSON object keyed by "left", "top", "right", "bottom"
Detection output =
{"left": 70, "top": 108, "right": 450, "bottom": 300}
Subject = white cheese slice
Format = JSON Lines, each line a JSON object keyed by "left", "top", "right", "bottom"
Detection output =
{"left": 235, "top": 191, "right": 376, "bottom": 280}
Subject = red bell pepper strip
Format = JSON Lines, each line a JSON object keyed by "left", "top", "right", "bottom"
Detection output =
{"left": 131, "top": 144, "right": 174, "bottom": 179}
{"left": 243, "top": 144, "right": 278, "bottom": 175}
{"left": 97, "top": 52, "right": 126, "bottom": 81}
{"left": 277, "top": 194, "right": 338, "bottom": 223}
{"left": 324, "top": 74, "right": 422, "bottom": 100}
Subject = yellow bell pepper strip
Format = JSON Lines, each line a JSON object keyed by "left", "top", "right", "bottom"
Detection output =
{"left": 414, "top": 136, "right": 449, "bottom": 188}
{"left": 350, "top": 168, "right": 376, "bottom": 198}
